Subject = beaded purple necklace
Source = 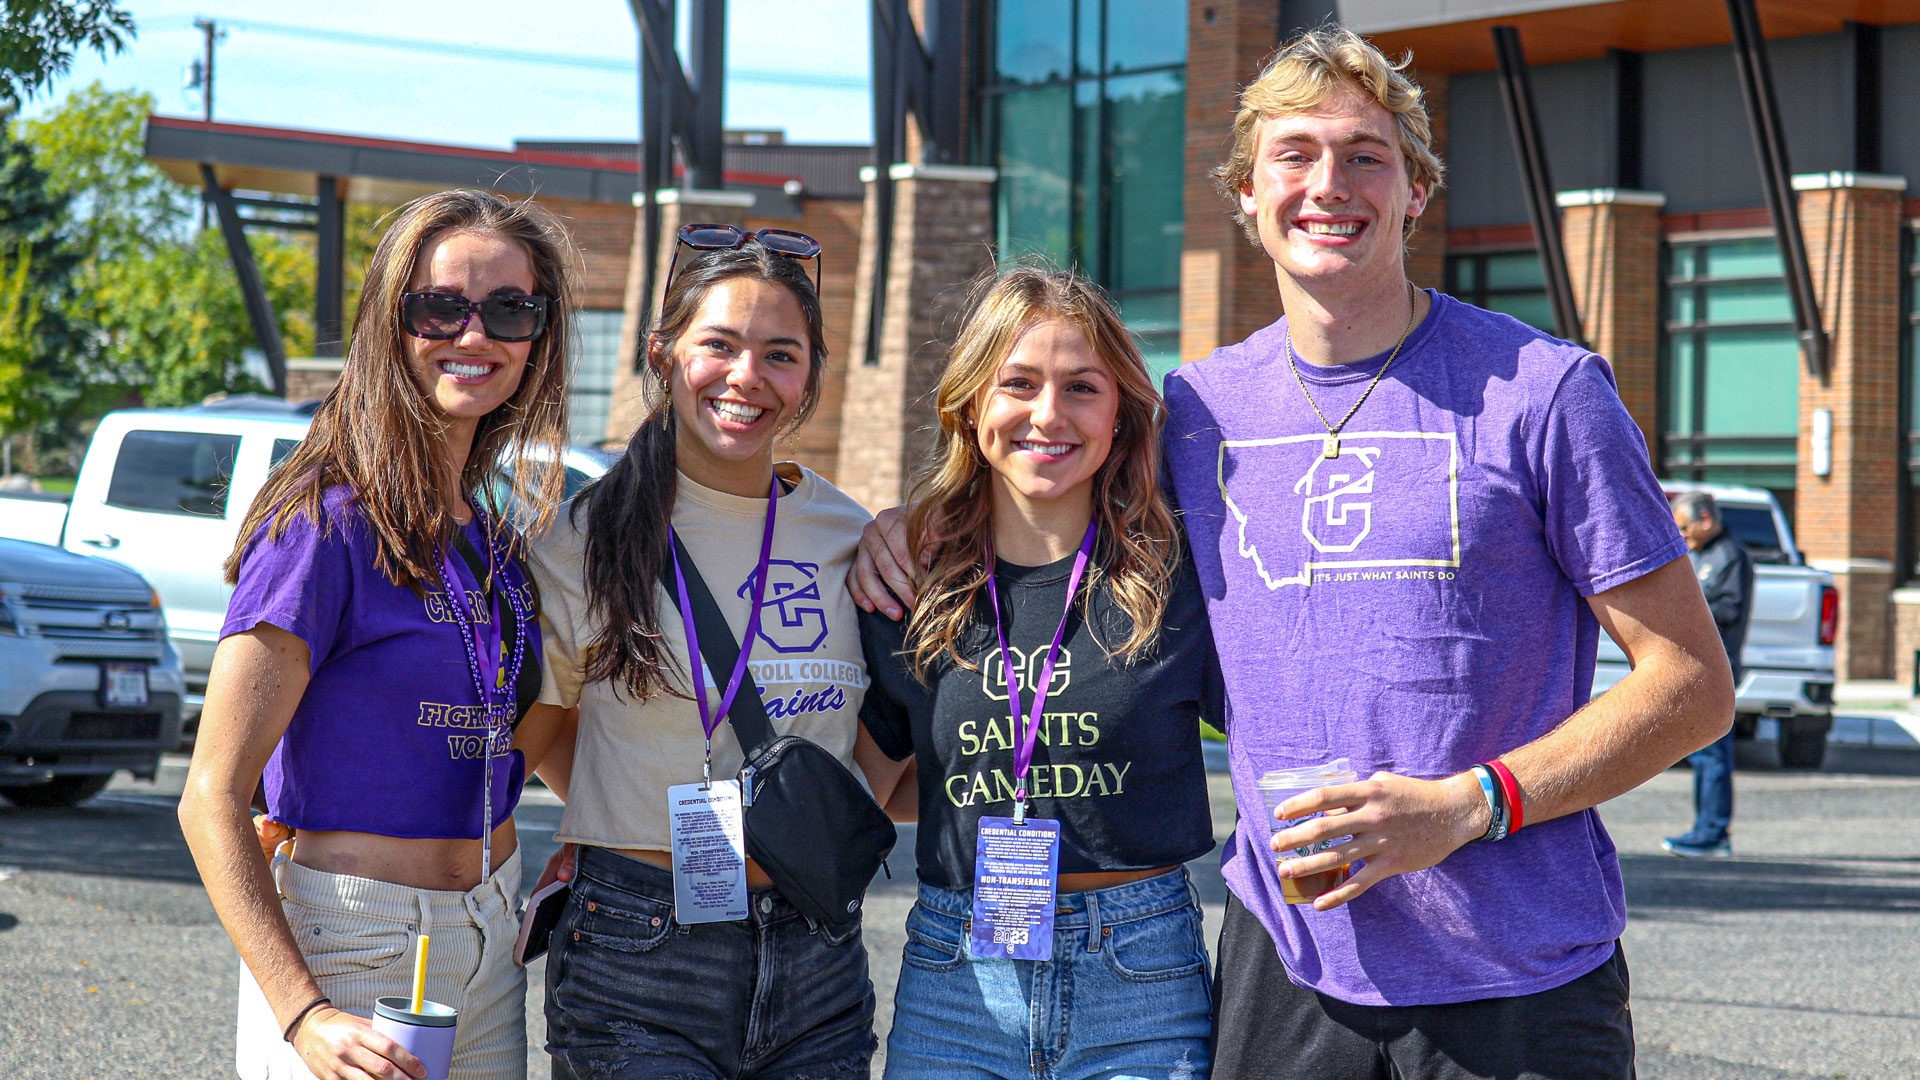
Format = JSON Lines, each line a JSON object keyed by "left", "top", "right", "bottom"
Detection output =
{"left": 437, "top": 505, "right": 530, "bottom": 883}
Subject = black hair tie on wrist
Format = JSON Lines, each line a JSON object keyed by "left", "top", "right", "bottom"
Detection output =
{"left": 283, "top": 996, "right": 331, "bottom": 1043}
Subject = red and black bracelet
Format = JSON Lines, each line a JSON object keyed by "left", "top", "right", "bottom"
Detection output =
{"left": 1485, "top": 759, "right": 1525, "bottom": 834}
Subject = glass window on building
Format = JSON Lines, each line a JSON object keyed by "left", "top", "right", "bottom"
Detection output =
{"left": 983, "top": 0, "right": 1185, "bottom": 380}
{"left": 1444, "top": 250, "right": 1554, "bottom": 333}
{"left": 570, "top": 309, "right": 624, "bottom": 446}
{"left": 1662, "top": 235, "right": 1799, "bottom": 514}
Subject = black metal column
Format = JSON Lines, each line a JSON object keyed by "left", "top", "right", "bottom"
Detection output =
{"left": 1843, "top": 20, "right": 1882, "bottom": 174}
{"left": 314, "top": 175, "right": 345, "bottom": 357}
{"left": 201, "top": 165, "right": 287, "bottom": 395}
{"left": 635, "top": 5, "right": 671, "bottom": 352}
{"left": 1608, "top": 48, "right": 1643, "bottom": 190}
{"left": 866, "top": 0, "right": 904, "bottom": 367}
{"left": 686, "top": 0, "right": 726, "bottom": 190}
{"left": 864, "top": 0, "right": 964, "bottom": 366}
{"left": 1491, "top": 26, "right": 1582, "bottom": 346}
{"left": 1724, "top": 0, "right": 1828, "bottom": 381}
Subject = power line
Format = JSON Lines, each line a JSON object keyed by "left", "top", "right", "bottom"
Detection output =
{"left": 144, "top": 15, "right": 867, "bottom": 91}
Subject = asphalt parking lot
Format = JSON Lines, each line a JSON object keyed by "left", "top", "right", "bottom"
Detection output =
{"left": 0, "top": 739, "right": 1914, "bottom": 1080}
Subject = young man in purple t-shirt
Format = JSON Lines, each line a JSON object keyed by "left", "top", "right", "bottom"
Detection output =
{"left": 1161, "top": 26, "right": 1733, "bottom": 1080}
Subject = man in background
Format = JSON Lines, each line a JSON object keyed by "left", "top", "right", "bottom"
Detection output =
{"left": 1665, "top": 490, "right": 1755, "bottom": 858}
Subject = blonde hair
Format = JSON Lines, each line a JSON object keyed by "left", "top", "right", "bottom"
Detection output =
{"left": 903, "top": 264, "right": 1179, "bottom": 677}
{"left": 1214, "top": 24, "right": 1446, "bottom": 245}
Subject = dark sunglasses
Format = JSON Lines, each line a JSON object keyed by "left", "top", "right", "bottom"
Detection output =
{"left": 400, "top": 291, "right": 551, "bottom": 343}
{"left": 665, "top": 223, "right": 823, "bottom": 295}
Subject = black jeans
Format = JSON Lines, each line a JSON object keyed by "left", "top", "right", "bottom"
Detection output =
{"left": 545, "top": 846, "right": 877, "bottom": 1080}
{"left": 1210, "top": 891, "right": 1635, "bottom": 1080}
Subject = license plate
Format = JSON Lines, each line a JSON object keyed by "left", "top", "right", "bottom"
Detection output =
{"left": 102, "top": 661, "right": 148, "bottom": 708}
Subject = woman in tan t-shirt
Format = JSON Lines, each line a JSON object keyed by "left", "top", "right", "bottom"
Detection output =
{"left": 521, "top": 230, "right": 903, "bottom": 1080}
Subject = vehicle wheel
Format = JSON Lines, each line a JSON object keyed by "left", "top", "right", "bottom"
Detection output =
{"left": 1778, "top": 726, "right": 1828, "bottom": 770}
{"left": 0, "top": 774, "right": 113, "bottom": 808}
{"left": 1733, "top": 713, "right": 1758, "bottom": 740}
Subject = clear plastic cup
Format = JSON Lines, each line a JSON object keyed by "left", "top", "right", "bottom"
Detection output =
{"left": 372, "top": 997, "right": 457, "bottom": 1080}
{"left": 1257, "top": 759, "right": 1359, "bottom": 904}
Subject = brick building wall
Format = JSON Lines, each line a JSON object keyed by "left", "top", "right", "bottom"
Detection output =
{"left": 1179, "top": 2, "right": 1285, "bottom": 364}
{"left": 1794, "top": 175, "right": 1906, "bottom": 679}
{"left": 837, "top": 167, "right": 998, "bottom": 512}
{"left": 1559, "top": 190, "right": 1665, "bottom": 454}
{"left": 1405, "top": 71, "right": 1449, "bottom": 293}
{"left": 538, "top": 196, "right": 638, "bottom": 311}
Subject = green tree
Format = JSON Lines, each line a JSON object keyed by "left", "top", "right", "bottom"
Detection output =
{"left": 19, "top": 84, "right": 312, "bottom": 411}
{"left": 0, "top": 242, "right": 48, "bottom": 434}
{"left": 0, "top": 0, "right": 134, "bottom": 107}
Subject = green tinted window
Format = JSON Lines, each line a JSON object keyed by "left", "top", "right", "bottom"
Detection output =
{"left": 1443, "top": 250, "right": 1552, "bottom": 333}
{"left": 997, "top": 1, "right": 1073, "bottom": 84}
{"left": 1076, "top": 0, "right": 1102, "bottom": 76}
{"left": 1118, "top": 290, "right": 1181, "bottom": 381}
{"left": 1106, "top": 71, "right": 1184, "bottom": 293}
{"left": 1668, "top": 288, "right": 1696, "bottom": 325}
{"left": 1074, "top": 80, "right": 1104, "bottom": 282}
{"left": 1703, "top": 280, "right": 1792, "bottom": 325}
{"left": 1483, "top": 251, "right": 1544, "bottom": 290}
{"left": 988, "top": 0, "right": 1185, "bottom": 367}
{"left": 1666, "top": 336, "right": 1697, "bottom": 436}
{"left": 1702, "top": 238, "right": 1784, "bottom": 279}
{"left": 1701, "top": 329, "right": 1800, "bottom": 435}
{"left": 996, "top": 86, "right": 1074, "bottom": 264}
{"left": 1486, "top": 293, "right": 1556, "bottom": 333}
{"left": 1104, "top": 0, "right": 1186, "bottom": 72}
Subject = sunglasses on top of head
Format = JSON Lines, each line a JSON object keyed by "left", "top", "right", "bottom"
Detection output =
{"left": 665, "top": 223, "right": 823, "bottom": 294}
{"left": 401, "top": 291, "right": 551, "bottom": 343}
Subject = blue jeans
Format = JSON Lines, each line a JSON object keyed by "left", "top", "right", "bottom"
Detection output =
{"left": 1684, "top": 730, "right": 1735, "bottom": 846}
{"left": 884, "top": 868, "right": 1212, "bottom": 1080}
{"left": 545, "top": 846, "right": 877, "bottom": 1080}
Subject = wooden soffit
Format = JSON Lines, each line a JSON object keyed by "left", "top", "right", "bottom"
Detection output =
{"left": 1357, "top": 0, "right": 1920, "bottom": 74}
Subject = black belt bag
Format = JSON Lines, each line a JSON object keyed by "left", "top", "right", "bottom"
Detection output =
{"left": 665, "top": 535, "right": 896, "bottom": 935}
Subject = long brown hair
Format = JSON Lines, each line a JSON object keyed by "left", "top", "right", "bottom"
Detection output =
{"left": 224, "top": 189, "right": 577, "bottom": 592}
{"left": 575, "top": 242, "right": 828, "bottom": 700}
{"left": 903, "top": 265, "right": 1179, "bottom": 676}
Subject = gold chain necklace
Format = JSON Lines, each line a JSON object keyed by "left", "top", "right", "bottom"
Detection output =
{"left": 1287, "top": 282, "right": 1420, "bottom": 459}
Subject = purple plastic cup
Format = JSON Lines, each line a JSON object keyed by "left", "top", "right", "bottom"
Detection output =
{"left": 372, "top": 996, "right": 457, "bottom": 1080}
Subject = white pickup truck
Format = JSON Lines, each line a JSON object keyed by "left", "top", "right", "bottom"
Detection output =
{"left": 1590, "top": 481, "right": 1837, "bottom": 768}
{"left": 0, "top": 400, "right": 609, "bottom": 726}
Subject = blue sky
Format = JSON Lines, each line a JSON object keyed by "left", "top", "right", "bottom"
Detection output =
{"left": 28, "top": 0, "right": 873, "bottom": 148}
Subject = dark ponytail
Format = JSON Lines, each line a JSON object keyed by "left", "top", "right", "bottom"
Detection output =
{"left": 573, "top": 242, "right": 827, "bottom": 699}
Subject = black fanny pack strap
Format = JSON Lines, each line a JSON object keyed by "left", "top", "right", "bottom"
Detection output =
{"left": 664, "top": 533, "right": 779, "bottom": 758}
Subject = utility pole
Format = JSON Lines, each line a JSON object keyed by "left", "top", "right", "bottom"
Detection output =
{"left": 193, "top": 18, "right": 217, "bottom": 122}
{"left": 193, "top": 18, "right": 220, "bottom": 228}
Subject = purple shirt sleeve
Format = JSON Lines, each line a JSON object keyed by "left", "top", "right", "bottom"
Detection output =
{"left": 1535, "top": 355, "right": 1689, "bottom": 596}
{"left": 222, "top": 508, "right": 354, "bottom": 674}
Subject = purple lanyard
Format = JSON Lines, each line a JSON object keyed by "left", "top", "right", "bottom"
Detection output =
{"left": 437, "top": 523, "right": 519, "bottom": 723}
{"left": 985, "top": 518, "right": 1098, "bottom": 821}
{"left": 437, "top": 512, "right": 528, "bottom": 881}
{"left": 669, "top": 476, "right": 780, "bottom": 779}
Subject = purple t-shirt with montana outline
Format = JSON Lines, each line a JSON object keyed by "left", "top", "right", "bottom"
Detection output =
{"left": 1163, "top": 290, "right": 1687, "bottom": 1006}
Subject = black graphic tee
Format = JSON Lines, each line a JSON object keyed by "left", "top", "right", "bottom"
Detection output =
{"left": 860, "top": 550, "right": 1221, "bottom": 890}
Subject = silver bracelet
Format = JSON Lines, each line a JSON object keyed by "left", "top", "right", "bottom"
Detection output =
{"left": 1470, "top": 764, "right": 1509, "bottom": 842}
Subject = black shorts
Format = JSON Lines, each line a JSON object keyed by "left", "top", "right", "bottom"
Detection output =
{"left": 1209, "top": 891, "right": 1635, "bottom": 1080}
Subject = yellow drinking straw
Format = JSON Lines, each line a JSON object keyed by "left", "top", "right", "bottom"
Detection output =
{"left": 410, "top": 934, "right": 431, "bottom": 1013}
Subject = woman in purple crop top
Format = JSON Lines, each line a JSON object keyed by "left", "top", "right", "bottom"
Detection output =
{"left": 178, "top": 190, "right": 580, "bottom": 1080}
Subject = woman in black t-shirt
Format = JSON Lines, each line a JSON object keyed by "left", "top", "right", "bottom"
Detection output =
{"left": 855, "top": 266, "right": 1222, "bottom": 1079}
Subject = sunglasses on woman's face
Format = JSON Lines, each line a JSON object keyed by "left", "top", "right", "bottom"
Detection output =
{"left": 401, "top": 291, "right": 551, "bottom": 342}
{"left": 665, "top": 223, "right": 823, "bottom": 294}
